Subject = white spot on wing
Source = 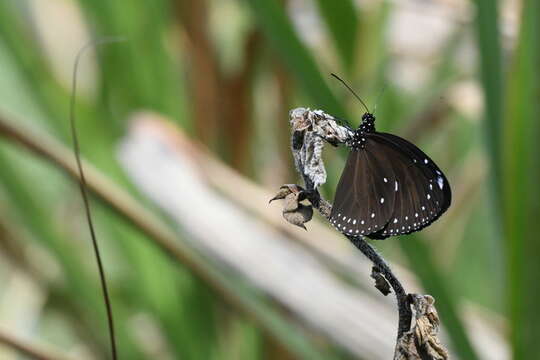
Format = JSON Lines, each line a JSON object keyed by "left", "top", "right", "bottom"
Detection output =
{"left": 427, "top": 194, "right": 431, "bottom": 200}
{"left": 395, "top": 181, "right": 399, "bottom": 192}
{"left": 437, "top": 176, "right": 444, "bottom": 190}
{"left": 380, "top": 197, "right": 385, "bottom": 204}
{"left": 371, "top": 213, "right": 375, "bottom": 218}
{"left": 393, "top": 218, "right": 398, "bottom": 223}
{"left": 353, "top": 220, "right": 357, "bottom": 225}
{"left": 383, "top": 177, "right": 388, "bottom": 183}
{"left": 424, "top": 159, "right": 428, "bottom": 164}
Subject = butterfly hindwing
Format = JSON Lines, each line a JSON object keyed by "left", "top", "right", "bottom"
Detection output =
{"left": 373, "top": 132, "right": 451, "bottom": 212}
{"left": 371, "top": 132, "right": 451, "bottom": 235}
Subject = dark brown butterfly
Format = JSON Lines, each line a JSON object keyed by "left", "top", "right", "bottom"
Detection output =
{"left": 329, "top": 112, "right": 451, "bottom": 239}
{"left": 328, "top": 74, "right": 451, "bottom": 239}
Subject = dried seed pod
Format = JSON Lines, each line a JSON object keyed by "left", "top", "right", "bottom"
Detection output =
{"left": 282, "top": 192, "right": 313, "bottom": 230}
{"left": 269, "top": 186, "right": 313, "bottom": 230}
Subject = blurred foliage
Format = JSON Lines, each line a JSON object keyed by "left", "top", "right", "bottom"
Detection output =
{"left": 499, "top": 1, "right": 540, "bottom": 359}
{"left": 0, "top": 0, "right": 536, "bottom": 359}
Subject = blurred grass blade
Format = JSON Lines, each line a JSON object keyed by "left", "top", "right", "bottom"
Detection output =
{"left": 0, "top": 327, "right": 76, "bottom": 360}
{"left": 502, "top": 1, "right": 540, "bottom": 358}
{"left": 314, "top": 0, "right": 358, "bottom": 70}
{"left": 0, "top": 147, "right": 142, "bottom": 359}
{"left": 246, "top": 0, "right": 347, "bottom": 118}
{"left": 0, "top": 114, "right": 332, "bottom": 360}
{"left": 400, "top": 237, "right": 479, "bottom": 359}
{"left": 472, "top": 0, "right": 503, "bottom": 207}
{"left": 0, "top": 2, "right": 71, "bottom": 137}
{"left": 76, "top": 0, "right": 185, "bottom": 121}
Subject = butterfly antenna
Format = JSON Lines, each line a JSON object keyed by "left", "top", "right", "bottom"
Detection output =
{"left": 331, "top": 73, "right": 370, "bottom": 113}
{"left": 373, "top": 84, "right": 388, "bottom": 115}
{"left": 70, "top": 36, "right": 125, "bottom": 360}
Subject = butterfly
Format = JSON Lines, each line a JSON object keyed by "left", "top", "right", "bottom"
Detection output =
{"left": 328, "top": 76, "right": 451, "bottom": 239}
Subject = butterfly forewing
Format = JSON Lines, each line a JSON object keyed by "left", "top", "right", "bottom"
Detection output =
{"left": 331, "top": 131, "right": 451, "bottom": 239}
{"left": 330, "top": 147, "right": 397, "bottom": 236}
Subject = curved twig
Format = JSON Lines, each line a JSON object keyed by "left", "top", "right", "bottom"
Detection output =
{"left": 347, "top": 236, "right": 411, "bottom": 337}
{"left": 292, "top": 187, "right": 412, "bottom": 339}
{"left": 70, "top": 38, "right": 125, "bottom": 360}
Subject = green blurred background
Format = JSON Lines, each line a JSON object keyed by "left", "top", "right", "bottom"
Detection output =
{"left": 0, "top": 0, "right": 538, "bottom": 359}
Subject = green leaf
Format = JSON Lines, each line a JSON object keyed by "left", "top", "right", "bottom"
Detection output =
{"left": 472, "top": 0, "right": 504, "bottom": 207}
{"left": 314, "top": 0, "right": 358, "bottom": 70}
{"left": 246, "top": 0, "right": 348, "bottom": 118}
{"left": 501, "top": 1, "right": 540, "bottom": 358}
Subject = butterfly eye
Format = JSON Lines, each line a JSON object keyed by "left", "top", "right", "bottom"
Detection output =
{"left": 361, "top": 113, "right": 375, "bottom": 122}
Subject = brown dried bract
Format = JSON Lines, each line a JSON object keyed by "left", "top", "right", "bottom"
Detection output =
{"left": 289, "top": 108, "right": 353, "bottom": 144}
{"left": 394, "top": 295, "right": 449, "bottom": 360}
{"left": 371, "top": 266, "right": 391, "bottom": 296}
{"left": 269, "top": 185, "right": 313, "bottom": 230}
{"left": 289, "top": 108, "right": 313, "bottom": 132}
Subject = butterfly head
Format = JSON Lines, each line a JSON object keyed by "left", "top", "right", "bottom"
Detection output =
{"left": 361, "top": 112, "right": 375, "bottom": 123}
{"left": 358, "top": 112, "right": 376, "bottom": 133}
{"left": 349, "top": 113, "right": 376, "bottom": 150}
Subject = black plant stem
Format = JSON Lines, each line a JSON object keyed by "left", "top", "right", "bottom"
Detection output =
{"left": 347, "top": 236, "right": 411, "bottom": 338}
{"left": 300, "top": 185, "right": 412, "bottom": 339}
{"left": 70, "top": 39, "right": 122, "bottom": 360}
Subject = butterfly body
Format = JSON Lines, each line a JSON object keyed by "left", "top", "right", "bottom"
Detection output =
{"left": 348, "top": 113, "right": 375, "bottom": 150}
{"left": 330, "top": 113, "right": 451, "bottom": 240}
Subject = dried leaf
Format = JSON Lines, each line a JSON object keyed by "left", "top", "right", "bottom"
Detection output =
{"left": 289, "top": 108, "right": 353, "bottom": 188}
{"left": 371, "top": 266, "right": 391, "bottom": 296}
{"left": 394, "top": 295, "right": 449, "bottom": 360}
